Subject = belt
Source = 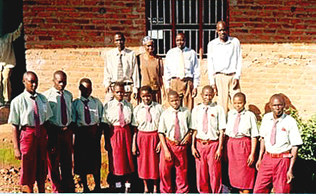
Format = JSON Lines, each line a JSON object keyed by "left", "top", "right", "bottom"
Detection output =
{"left": 266, "top": 151, "right": 292, "bottom": 158}
{"left": 196, "top": 138, "right": 218, "bottom": 145}
{"left": 51, "top": 124, "right": 69, "bottom": 131}
{"left": 170, "top": 77, "right": 193, "bottom": 82}
{"left": 166, "top": 137, "right": 185, "bottom": 146}
{"left": 215, "top": 72, "right": 236, "bottom": 76}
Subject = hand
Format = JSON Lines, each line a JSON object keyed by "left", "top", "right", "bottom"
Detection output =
{"left": 256, "top": 160, "right": 261, "bottom": 171}
{"left": 132, "top": 144, "right": 138, "bottom": 156}
{"left": 180, "top": 133, "right": 191, "bottom": 145}
{"left": 164, "top": 150, "right": 172, "bottom": 162}
{"left": 212, "top": 85, "right": 218, "bottom": 96}
{"left": 155, "top": 142, "right": 161, "bottom": 153}
{"left": 215, "top": 148, "right": 222, "bottom": 161}
{"left": 232, "top": 79, "right": 239, "bottom": 90}
{"left": 287, "top": 170, "right": 294, "bottom": 184}
{"left": 14, "top": 148, "right": 21, "bottom": 160}
{"left": 191, "top": 147, "right": 200, "bottom": 159}
{"left": 247, "top": 154, "right": 255, "bottom": 167}
{"left": 192, "top": 88, "right": 197, "bottom": 98}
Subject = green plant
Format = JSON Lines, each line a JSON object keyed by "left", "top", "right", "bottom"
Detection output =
{"left": 289, "top": 109, "right": 316, "bottom": 161}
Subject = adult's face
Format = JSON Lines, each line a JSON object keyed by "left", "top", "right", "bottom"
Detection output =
{"left": 176, "top": 34, "right": 186, "bottom": 50}
{"left": 270, "top": 97, "right": 285, "bottom": 119}
{"left": 216, "top": 22, "right": 228, "bottom": 42}
{"left": 144, "top": 40, "right": 155, "bottom": 55}
{"left": 53, "top": 73, "right": 67, "bottom": 92}
{"left": 114, "top": 34, "right": 125, "bottom": 51}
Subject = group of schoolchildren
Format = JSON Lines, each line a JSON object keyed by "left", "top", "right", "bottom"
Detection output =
{"left": 8, "top": 68, "right": 303, "bottom": 194}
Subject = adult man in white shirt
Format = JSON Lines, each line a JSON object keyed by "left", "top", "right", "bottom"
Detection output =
{"left": 103, "top": 32, "right": 140, "bottom": 103}
{"left": 207, "top": 21, "right": 242, "bottom": 114}
{"left": 164, "top": 33, "right": 200, "bottom": 110}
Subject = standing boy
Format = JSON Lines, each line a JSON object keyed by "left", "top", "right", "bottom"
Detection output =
{"left": 158, "top": 90, "right": 192, "bottom": 193}
{"left": 43, "top": 70, "right": 75, "bottom": 192}
{"left": 8, "top": 71, "right": 52, "bottom": 193}
{"left": 132, "top": 85, "right": 164, "bottom": 193}
{"left": 102, "top": 82, "right": 134, "bottom": 192}
{"left": 72, "top": 78, "right": 103, "bottom": 192}
{"left": 225, "top": 92, "right": 259, "bottom": 193}
{"left": 254, "top": 94, "right": 302, "bottom": 193}
{"left": 191, "top": 85, "right": 226, "bottom": 193}
{"left": 164, "top": 33, "right": 200, "bottom": 110}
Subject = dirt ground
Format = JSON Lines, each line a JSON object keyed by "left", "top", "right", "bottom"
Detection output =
{"left": 0, "top": 124, "right": 109, "bottom": 193}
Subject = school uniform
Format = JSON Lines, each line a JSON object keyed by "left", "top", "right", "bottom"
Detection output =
{"left": 102, "top": 98, "right": 134, "bottom": 176}
{"left": 253, "top": 112, "right": 303, "bottom": 193}
{"left": 72, "top": 96, "right": 103, "bottom": 175}
{"left": 225, "top": 109, "right": 259, "bottom": 190}
{"left": 43, "top": 87, "right": 74, "bottom": 193}
{"left": 191, "top": 103, "right": 226, "bottom": 193}
{"left": 158, "top": 106, "right": 191, "bottom": 193}
{"left": 8, "top": 90, "right": 53, "bottom": 187}
{"left": 132, "top": 102, "right": 164, "bottom": 180}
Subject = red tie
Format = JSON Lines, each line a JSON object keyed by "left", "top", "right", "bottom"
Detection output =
{"left": 270, "top": 119, "right": 278, "bottom": 145}
{"left": 31, "top": 96, "right": 41, "bottom": 138}
{"left": 202, "top": 107, "right": 208, "bottom": 134}
{"left": 145, "top": 106, "right": 152, "bottom": 123}
{"left": 233, "top": 113, "right": 241, "bottom": 136}
{"left": 118, "top": 102, "right": 125, "bottom": 127}
{"left": 174, "top": 111, "right": 181, "bottom": 142}
{"left": 60, "top": 92, "right": 67, "bottom": 125}
{"left": 82, "top": 100, "right": 91, "bottom": 125}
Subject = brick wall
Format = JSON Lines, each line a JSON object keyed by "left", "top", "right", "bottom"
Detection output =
{"left": 23, "top": 0, "right": 316, "bottom": 120}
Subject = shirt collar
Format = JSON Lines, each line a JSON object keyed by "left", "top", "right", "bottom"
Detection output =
{"left": 269, "top": 112, "right": 286, "bottom": 122}
{"left": 23, "top": 90, "right": 38, "bottom": 99}
{"left": 113, "top": 98, "right": 126, "bottom": 105}
{"left": 116, "top": 47, "right": 127, "bottom": 56}
{"left": 216, "top": 36, "right": 233, "bottom": 45}
{"left": 80, "top": 96, "right": 91, "bottom": 102}
{"left": 232, "top": 109, "right": 246, "bottom": 115}
{"left": 141, "top": 101, "right": 154, "bottom": 108}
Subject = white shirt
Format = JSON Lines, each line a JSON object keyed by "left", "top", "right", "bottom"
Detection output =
{"left": 225, "top": 109, "right": 259, "bottom": 138}
{"left": 207, "top": 36, "right": 242, "bottom": 85}
{"left": 102, "top": 99, "right": 133, "bottom": 126}
{"left": 259, "top": 112, "right": 303, "bottom": 154}
{"left": 132, "top": 102, "right": 164, "bottom": 132}
{"left": 103, "top": 47, "right": 140, "bottom": 93}
{"left": 164, "top": 47, "right": 200, "bottom": 88}
{"left": 72, "top": 96, "right": 103, "bottom": 127}
{"left": 43, "top": 87, "right": 73, "bottom": 127}
{"left": 158, "top": 106, "right": 191, "bottom": 141}
{"left": 8, "top": 90, "right": 53, "bottom": 126}
{"left": 191, "top": 103, "right": 226, "bottom": 140}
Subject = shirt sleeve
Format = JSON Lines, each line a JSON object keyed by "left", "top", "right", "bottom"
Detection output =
{"left": 207, "top": 42, "right": 216, "bottom": 85}
{"left": 288, "top": 117, "right": 303, "bottom": 146}
{"left": 249, "top": 112, "right": 260, "bottom": 137}
{"left": 131, "top": 52, "right": 140, "bottom": 93}
{"left": 97, "top": 99, "right": 104, "bottom": 123}
{"left": 7, "top": 100, "right": 20, "bottom": 125}
{"left": 131, "top": 106, "right": 139, "bottom": 127}
{"left": 164, "top": 51, "right": 172, "bottom": 89}
{"left": 103, "top": 52, "right": 112, "bottom": 88}
{"left": 186, "top": 109, "right": 192, "bottom": 130}
{"left": 190, "top": 107, "right": 197, "bottom": 130}
{"left": 218, "top": 106, "right": 227, "bottom": 130}
{"left": 259, "top": 115, "right": 267, "bottom": 138}
{"left": 158, "top": 113, "right": 167, "bottom": 134}
{"left": 101, "top": 103, "right": 110, "bottom": 124}
{"left": 192, "top": 51, "right": 201, "bottom": 89}
{"left": 234, "top": 38, "right": 242, "bottom": 80}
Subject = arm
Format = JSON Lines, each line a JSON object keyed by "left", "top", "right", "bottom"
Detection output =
{"left": 159, "top": 133, "right": 172, "bottom": 161}
{"left": 191, "top": 130, "right": 200, "bottom": 159}
{"left": 192, "top": 51, "right": 200, "bottom": 96}
{"left": 247, "top": 137, "right": 258, "bottom": 166}
{"left": 132, "top": 126, "right": 138, "bottom": 155}
{"left": 256, "top": 137, "right": 266, "bottom": 170}
{"left": 164, "top": 51, "right": 172, "bottom": 89}
{"left": 131, "top": 52, "right": 140, "bottom": 98}
{"left": 103, "top": 53, "right": 112, "bottom": 93}
{"left": 234, "top": 39, "right": 242, "bottom": 81}
{"left": 287, "top": 146, "right": 299, "bottom": 184}
{"left": 12, "top": 125, "right": 21, "bottom": 160}
{"left": 215, "top": 129, "right": 225, "bottom": 161}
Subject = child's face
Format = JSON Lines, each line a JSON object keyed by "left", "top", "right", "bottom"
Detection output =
{"left": 168, "top": 95, "right": 181, "bottom": 110}
{"left": 270, "top": 97, "right": 285, "bottom": 118}
{"left": 80, "top": 82, "right": 92, "bottom": 98}
{"left": 202, "top": 88, "right": 214, "bottom": 105}
{"left": 113, "top": 85, "right": 125, "bottom": 102}
{"left": 140, "top": 90, "right": 153, "bottom": 105}
{"left": 233, "top": 96, "right": 245, "bottom": 113}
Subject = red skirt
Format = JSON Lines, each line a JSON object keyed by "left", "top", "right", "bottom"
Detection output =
{"left": 137, "top": 130, "right": 159, "bottom": 180}
{"left": 227, "top": 137, "right": 256, "bottom": 190}
{"left": 108, "top": 125, "right": 134, "bottom": 176}
{"left": 74, "top": 125, "right": 102, "bottom": 175}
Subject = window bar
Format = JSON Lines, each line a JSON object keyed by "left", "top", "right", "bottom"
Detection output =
{"left": 170, "top": 0, "right": 172, "bottom": 24}
{"left": 196, "top": 0, "right": 198, "bottom": 23}
{"left": 163, "top": 0, "right": 166, "bottom": 24}
{"left": 189, "top": 30, "right": 192, "bottom": 49}
{"left": 199, "top": 0, "right": 203, "bottom": 53}
{"left": 149, "top": 0, "right": 153, "bottom": 36}
{"left": 163, "top": 30, "right": 166, "bottom": 54}
{"left": 221, "top": 0, "right": 224, "bottom": 20}
{"left": 170, "top": 30, "right": 173, "bottom": 49}
{"left": 209, "top": 0, "right": 211, "bottom": 24}
{"left": 156, "top": 0, "right": 159, "bottom": 24}
{"left": 215, "top": 0, "right": 218, "bottom": 23}
{"left": 196, "top": 30, "right": 198, "bottom": 53}
{"left": 172, "top": 0, "right": 176, "bottom": 46}
{"left": 176, "top": 0, "right": 179, "bottom": 24}
{"left": 189, "top": 0, "right": 191, "bottom": 24}
{"left": 157, "top": 30, "right": 160, "bottom": 54}
{"left": 183, "top": 0, "right": 185, "bottom": 24}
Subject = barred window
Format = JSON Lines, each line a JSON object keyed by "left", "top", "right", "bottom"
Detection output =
{"left": 146, "top": 0, "right": 227, "bottom": 57}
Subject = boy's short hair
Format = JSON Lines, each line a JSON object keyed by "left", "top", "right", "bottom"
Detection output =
{"left": 79, "top": 78, "right": 92, "bottom": 86}
{"left": 53, "top": 70, "right": 67, "bottom": 79}
{"left": 139, "top": 85, "right": 153, "bottom": 94}
{"left": 201, "top": 85, "right": 214, "bottom": 93}
{"left": 269, "top": 93, "right": 285, "bottom": 105}
{"left": 168, "top": 90, "right": 179, "bottom": 99}
{"left": 233, "top": 92, "right": 246, "bottom": 103}
{"left": 113, "top": 81, "right": 125, "bottom": 89}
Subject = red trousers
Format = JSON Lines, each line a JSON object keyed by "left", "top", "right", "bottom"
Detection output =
{"left": 20, "top": 126, "right": 47, "bottom": 186}
{"left": 47, "top": 127, "right": 75, "bottom": 193}
{"left": 253, "top": 153, "right": 291, "bottom": 193}
{"left": 195, "top": 140, "right": 222, "bottom": 193}
{"left": 137, "top": 131, "right": 159, "bottom": 180}
{"left": 160, "top": 140, "right": 189, "bottom": 193}
{"left": 108, "top": 125, "right": 134, "bottom": 176}
{"left": 227, "top": 137, "right": 256, "bottom": 190}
